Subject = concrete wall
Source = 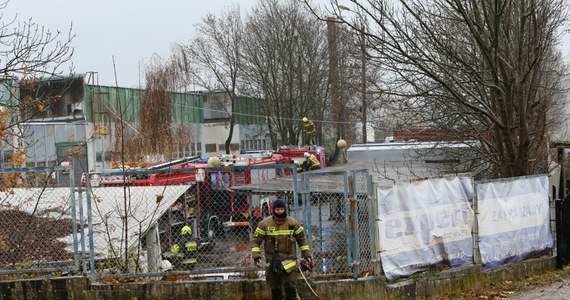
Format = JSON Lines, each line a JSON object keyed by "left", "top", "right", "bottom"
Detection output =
{"left": 385, "top": 256, "right": 556, "bottom": 300}
{"left": 0, "top": 256, "right": 556, "bottom": 300}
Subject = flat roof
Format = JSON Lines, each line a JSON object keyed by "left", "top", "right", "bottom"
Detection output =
{"left": 232, "top": 160, "right": 460, "bottom": 193}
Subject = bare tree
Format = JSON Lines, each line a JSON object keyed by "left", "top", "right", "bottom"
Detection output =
{"left": 0, "top": 0, "right": 74, "bottom": 180}
{"left": 313, "top": 0, "right": 569, "bottom": 178}
{"left": 106, "top": 53, "right": 195, "bottom": 163}
{"left": 242, "top": 0, "right": 329, "bottom": 148}
{"left": 139, "top": 59, "right": 175, "bottom": 158}
{"left": 176, "top": 5, "right": 243, "bottom": 154}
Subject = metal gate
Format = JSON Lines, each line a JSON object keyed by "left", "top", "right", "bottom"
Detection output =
{"left": 556, "top": 193, "right": 570, "bottom": 268}
{"left": 300, "top": 168, "right": 376, "bottom": 278}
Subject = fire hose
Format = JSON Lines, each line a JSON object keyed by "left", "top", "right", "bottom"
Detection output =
{"left": 299, "top": 259, "right": 322, "bottom": 300}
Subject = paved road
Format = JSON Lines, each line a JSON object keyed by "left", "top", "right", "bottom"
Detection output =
{"left": 510, "top": 279, "right": 570, "bottom": 300}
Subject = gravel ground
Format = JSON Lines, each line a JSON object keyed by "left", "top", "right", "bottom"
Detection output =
{"left": 509, "top": 279, "right": 570, "bottom": 300}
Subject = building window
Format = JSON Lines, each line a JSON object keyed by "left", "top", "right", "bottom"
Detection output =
{"left": 205, "top": 143, "right": 217, "bottom": 153}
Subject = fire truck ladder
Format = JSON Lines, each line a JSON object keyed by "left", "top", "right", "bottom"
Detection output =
{"left": 145, "top": 155, "right": 202, "bottom": 171}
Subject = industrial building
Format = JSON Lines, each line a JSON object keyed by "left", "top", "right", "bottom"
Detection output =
{"left": 0, "top": 73, "right": 270, "bottom": 176}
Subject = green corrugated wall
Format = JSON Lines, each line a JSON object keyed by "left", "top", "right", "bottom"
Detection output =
{"left": 83, "top": 84, "right": 262, "bottom": 126}
{"left": 83, "top": 84, "right": 205, "bottom": 124}
{"left": 235, "top": 96, "right": 265, "bottom": 125}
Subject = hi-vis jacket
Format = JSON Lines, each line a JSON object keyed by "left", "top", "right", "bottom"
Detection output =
{"left": 306, "top": 154, "right": 321, "bottom": 169}
{"left": 303, "top": 120, "right": 316, "bottom": 135}
{"left": 251, "top": 216, "right": 310, "bottom": 272}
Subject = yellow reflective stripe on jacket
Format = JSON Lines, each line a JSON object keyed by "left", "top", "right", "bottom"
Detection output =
{"left": 264, "top": 260, "right": 297, "bottom": 270}
{"left": 255, "top": 227, "right": 266, "bottom": 236}
{"left": 294, "top": 226, "right": 304, "bottom": 235}
{"left": 300, "top": 245, "right": 310, "bottom": 251}
{"left": 265, "top": 230, "right": 295, "bottom": 236}
{"left": 185, "top": 242, "right": 197, "bottom": 252}
{"left": 181, "top": 258, "right": 197, "bottom": 264}
{"left": 283, "top": 259, "right": 297, "bottom": 272}
{"left": 252, "top": 247, "right": 261, "bottom": 254}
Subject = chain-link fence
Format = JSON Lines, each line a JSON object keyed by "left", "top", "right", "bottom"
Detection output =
{"left": 1, "top": 160, "right": 561, "bottom": 286}
{"left": 0, "top": 166, "right": 79, "bottom": 276}
{"left": 78, "top": 164, "right": 301, "bottom": 278}
{"left": 300, "top": 169, "right": 374, "bottom": 278}
{"left": 352, "top": 169, "right": 375, "bottom": 276}
{"left": 0, "top": 163, "right": 375, "bottom": 281}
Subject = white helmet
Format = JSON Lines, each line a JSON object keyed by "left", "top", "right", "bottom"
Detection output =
{"left": 304, "top": 152, "right": 310, "bottom": 158}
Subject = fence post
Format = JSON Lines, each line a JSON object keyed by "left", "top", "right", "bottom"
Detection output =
{"left": 77, "top": 181, "right": 88, "bottom": 274}
{"left": 84, "top": 172, "right": 97, "bottom": 279}
{"left": 473, "top": 192, "right": 481, "bottom": 265}
{"left": 369, "top": 177, "right": 382, "bottom": 276}
{"left": 349, "top": 173, "right": 360, "bottom": 277}
{"left": 341, "top": 172, "right": 352, "bottom": 274}
{"left": 68, "top": 162, "right": 80, "bottom": 273}
{"left": 291, "top": 166, "right": 302, "bottom": 225}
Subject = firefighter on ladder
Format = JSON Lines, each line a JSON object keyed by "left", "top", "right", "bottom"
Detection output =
{"left": 169, "top": 225, "right": 197, "bottom": 270}
{"left": 302, "top": 117, "right": 316, "bottom": 147}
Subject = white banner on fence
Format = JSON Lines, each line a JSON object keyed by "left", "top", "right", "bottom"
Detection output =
{"left": 377, "top": 176, "right": 474, "bottom": 281}
{"left": 477, "top": 175, "right": 553, "bottom": 269}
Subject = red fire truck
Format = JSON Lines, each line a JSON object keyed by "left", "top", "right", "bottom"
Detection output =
{"left": 90, "top": 146, "right": 325, "bottom": 187}
{"left": 87, "top": 146, "right": 326, "bottom": 257}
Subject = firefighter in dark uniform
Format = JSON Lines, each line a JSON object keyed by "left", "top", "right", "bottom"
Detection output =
{"left": 170, "top": 225, "right": 197, "bottom": 270}
{"left": 251, "top": 199, "right": 314, "bottom": 300}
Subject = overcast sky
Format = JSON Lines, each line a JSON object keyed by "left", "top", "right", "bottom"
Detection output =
{"left": 2, "top": 0, "right": 258, "bottom": 87}
{"left": 3, "top": 0, "right": 570, "bottom": 88}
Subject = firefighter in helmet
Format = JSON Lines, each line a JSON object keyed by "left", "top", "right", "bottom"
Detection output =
{"left": 298, "top": 152, "right": 320, "bottom": 172}
{"left": 302, "top": 117, "right": 316, "bottom": 146}
{"left": 169, "top": 225, "right": 197, "bottom": 270}
{"left": 251, "top": 199, "right": 313, "bottom": 300}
